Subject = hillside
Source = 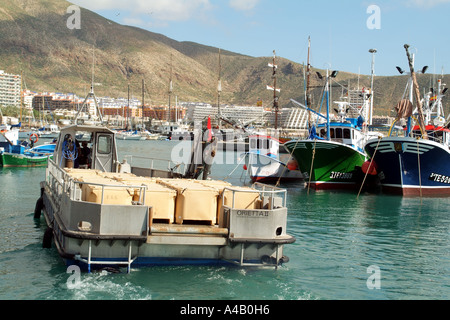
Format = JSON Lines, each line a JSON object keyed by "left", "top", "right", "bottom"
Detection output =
{"left": 0, "top": 0, "right": 448, "bottom": 117}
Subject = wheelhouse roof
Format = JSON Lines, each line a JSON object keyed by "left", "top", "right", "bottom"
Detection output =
{"left": 59, "top": 125, "right": 116, "bottom": 135}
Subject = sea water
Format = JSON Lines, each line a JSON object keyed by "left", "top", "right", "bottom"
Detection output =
{"left": 0, "top": 139, "right": 448, "bottom": 300}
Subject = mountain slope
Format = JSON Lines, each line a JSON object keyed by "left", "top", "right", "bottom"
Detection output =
{"left": 0, "top": 0, "right": 448, "bottom": 117}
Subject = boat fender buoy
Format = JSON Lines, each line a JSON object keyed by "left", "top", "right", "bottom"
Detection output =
{"left": 42, "top": 227, "right": 53, "bottom": 249}
{"left": 243, "top": 164, "right": 248, "bottom": 171}
{"left": 287, "top": 159, "right": 298, "bottom": 171}
{"left": 261, "top": 255, "right": 277, "bottom": 265}
{"left": 30, "top": 133, "right": 39, "bottom": 144}
{"left": 362, "top": 160, "right": 378, "bottom": 176}
{"left": 34, "top": 197, "right": 44, "bottom": 219}
{"left": 279, "top": 255, "right": 290, "bottom": 264}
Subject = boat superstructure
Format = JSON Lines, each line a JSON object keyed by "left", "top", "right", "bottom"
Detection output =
{"left": 35, "top": 125, "right": 295, "bottom": 272}
{"left": 244, "top": 134, "right": 303, "bottom": 184}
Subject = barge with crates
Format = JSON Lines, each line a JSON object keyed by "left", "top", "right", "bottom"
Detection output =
{"left": 34, "top": 125, "right": 295, "bottom": 272}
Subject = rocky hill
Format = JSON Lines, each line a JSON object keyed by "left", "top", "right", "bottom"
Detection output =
{"left": 0, "top": 0, "right": 448, "bottom": 117}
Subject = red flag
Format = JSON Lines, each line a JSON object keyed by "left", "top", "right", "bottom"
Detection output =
{"left": 207, "top": 116, "right": 212, "bottom": 141}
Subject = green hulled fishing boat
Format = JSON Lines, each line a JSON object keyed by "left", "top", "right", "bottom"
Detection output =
{"left": 0, "top": 143, "right": 55, "bottom": 167}
{"left": 284, "top": 123, "right": 368, "bottom": 190}
{"left": 284, "top": 66, "right": 381, "bottom": 190}
{"left": 1, "top": 125, "right": 55, "bottom": 167}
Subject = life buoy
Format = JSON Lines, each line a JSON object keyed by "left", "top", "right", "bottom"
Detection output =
{"left": 30, "top": 133, "right": 39, "bottom": 144}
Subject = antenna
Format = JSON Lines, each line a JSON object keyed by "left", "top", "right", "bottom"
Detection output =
{"left": 74, "top": 46, "right": 103, "bottom": 124}
{"left": 217, "top": 48, "right": 222, "bottom": 129}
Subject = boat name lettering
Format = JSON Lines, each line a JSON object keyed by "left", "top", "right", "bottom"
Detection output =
{"left": 330, "top": 172, "right": 353, "bottom": 180}
{"left": 429, "top": 173, "right": 450, "bottom": 184}
{"left": 236, "top": 210, "right": 269, "bottom": 218}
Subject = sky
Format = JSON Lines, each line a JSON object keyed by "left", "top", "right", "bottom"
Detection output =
{"left": 70, "top": 0, "right": 450, "bottom": 77}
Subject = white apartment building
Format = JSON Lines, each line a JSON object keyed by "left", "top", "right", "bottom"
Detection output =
{"left": 0, "top": 70, "right": 21, "bottom": 107}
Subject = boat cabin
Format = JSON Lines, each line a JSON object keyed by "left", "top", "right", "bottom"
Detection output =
{"left": 53, "top": 125, "right": 118, "bottom": 172}
{"left": 317, "top": 121, "right": 366, "bottom": 153}
{"left": 249, "top": 134, "right": 280, "bottom": 158}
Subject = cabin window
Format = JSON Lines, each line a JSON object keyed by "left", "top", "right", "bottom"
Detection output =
{"left": 97, "top": 135, "right": 112, "bottom": 154}
{"left": 330, "top": 129, "right": 335, "bottom": 138}
{"left": 344, "top": 129, "right": 351, "bottom": 139}
{"left": 335, "top": 128, "right": 343, "bottom": 139}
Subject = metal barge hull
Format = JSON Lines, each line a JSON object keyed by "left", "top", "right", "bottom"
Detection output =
{"left": 36, "top": 125, "right": 295, "bottom": 272}
{"left": 41, "top": 180, "right": 292, "bottom": 272}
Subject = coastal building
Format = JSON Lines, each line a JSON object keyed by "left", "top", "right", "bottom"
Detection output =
{"left": 0, "top": 70, "right": 21, "bottom": 108}
{"left": 184, "top": 102, "right": 267, "bottom": 127}
{"left": 32, "top": 93, "right": 83, "bottom": 113}
{"left": 100, "top": 105, "right": 186, "bottom": 122}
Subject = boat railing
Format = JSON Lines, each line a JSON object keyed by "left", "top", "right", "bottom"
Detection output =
{"left": 46, "top": 159, "right": 147, "bottom": 206}
{"left": 222, "top": 183, "right": 287, "bottom": 210}
{"left": 411, "top": 131, "right": 445, "bottom": 144}
{"left": 252, "top": 182, "right": 287, "bottom": 209}
{"left": 123, "top": 155, "right": 186, "bottom": 175}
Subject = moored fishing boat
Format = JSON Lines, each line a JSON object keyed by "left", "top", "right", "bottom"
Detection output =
{"left": 365, "top": 45, "right": 450, "bottom": 196}
{"left": 38, "top": 124, "right": 60, "bottom": 139}
{"left": 283, "top": 46, "right": 382, "bottom": 191}
{"left": 1, "top": 124, "right": 55, "bottom": 167}
{"left": 0, "top": 144, "right": 55, "bottom": 167}
{"left": 244, "top": 134, "right": 303, "bottom": 184}
{"left": 284, "top": 81, "right": 380, "bottom": 190}
{"left": 34, "top": 124, "right": 295, "bottom": 272}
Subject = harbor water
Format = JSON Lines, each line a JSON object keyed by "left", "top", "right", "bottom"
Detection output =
{"left": 0, "top": 139, "right": 448, "bottom": 300}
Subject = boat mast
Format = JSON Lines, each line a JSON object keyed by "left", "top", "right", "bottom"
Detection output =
{"left": 267, "top": 50, "right": 280, "bottom": 130}
{"left": 168, "top": 54, "right": 173, "bottom": 123}
{"left": 369, "top": 49, "right": 377, "bottom": 126}
{"left": 74, "top": 47, "right": 103, "bottom": 124}
{"left": 20, "top": 71, "right": 23, "bottom": 124}
{"left": 404, "top": 44, "right": 428, "bottom": 139}
{"left": 217, "top": 48, "right": 222, "bottom": 130}
{"left": 127, "top": 84, "right": 130, "bottom": 131}
{"left": 325, "top": 69, "right": 331, "bottom": 140}
{"left": 142, "top": 79, "right": 145, "bottom": 129}
{"left": 306, "top": 37, "right": 312, "bottom": 128}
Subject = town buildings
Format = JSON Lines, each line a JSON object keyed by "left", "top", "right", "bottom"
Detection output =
{"left": 0, "top": 70, "right": 21, "bottom": 108}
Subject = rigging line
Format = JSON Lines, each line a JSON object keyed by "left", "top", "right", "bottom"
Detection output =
{"left": 417, "top": 139, "right": 423, "bottom": 200}
{"left": 275, "top": 137, "right": 303, "bottom": 188}
{"left": 411, "top": 115, "right": 426, "bottom": 139}
{"left": 224, "top": 154, "right": 246, "bottom": 181}
{"left": 357, "top": 136, "right": 381, "bottom": 199}
{"left": 307, "top": 139, "right": 318, "bottom": 195}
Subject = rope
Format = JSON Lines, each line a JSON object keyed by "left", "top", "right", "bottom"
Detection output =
{"left": 388, "top": 119, "right": 398, "bottom": 137}
{"left": 307, "top": 139, "right": 317, "bottom": 195}
{"left": 357, "top": 136, "right": 381, "bottom": 199}
{"left": 224, "top": 154, "right": 246, "bottom": 181}
{"left": 60, "top": 140, "right": 78, "bottom": 167}
{"left": 275, "top": 137, "right": 302, "bottom": 188}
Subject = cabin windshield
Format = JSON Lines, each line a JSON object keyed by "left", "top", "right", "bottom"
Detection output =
{"left": 321, "top": 127, "right": 354, "bottom": 144}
